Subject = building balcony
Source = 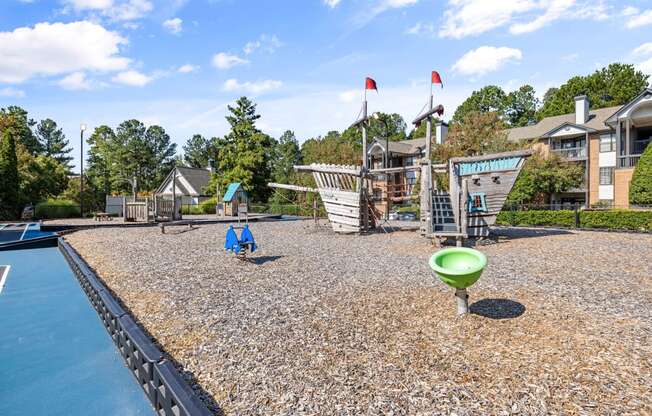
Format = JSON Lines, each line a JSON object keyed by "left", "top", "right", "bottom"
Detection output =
{"left": 552, "top": 146, "right": 587, "bottom": 160}
{"left": 618, "top": 154, "right": 642, "bottom": 168}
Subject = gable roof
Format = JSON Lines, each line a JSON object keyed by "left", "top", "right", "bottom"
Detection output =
{"left": 604, "top": 88, "right": 652, "bottom": 125}
{"left": 155, "top": 166, "right": 212, "bottom": 196}
{"left": 368, "top": 137, "right": 426, "bottom": 156}
{"left": 223, "top": 182, "right": 244, "bottom": 202}
{"left": 507, "top": 105, "right": 621, "bottom": 142}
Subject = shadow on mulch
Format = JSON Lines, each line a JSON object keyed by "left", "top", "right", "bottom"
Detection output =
{"left": 492, "top": 227, "right": 573, "bottom": 240}
{"left": 245, "top": 255, "right": 284, "bottom": 265}
{"left": 164, "top": 226, "right": 201, "bottom": 235}
{"left": 470, "top": 298, "right": 526, "bottom": 319}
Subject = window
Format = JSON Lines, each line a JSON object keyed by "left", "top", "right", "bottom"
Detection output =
{"left": 599, "top": 167, "right": 613, "bottom": 185}
{"left": 468, "top": 192, "right": 487, "bottom": 213}
{"left": 599, "top": 133, "right": 615, "bottom": 152}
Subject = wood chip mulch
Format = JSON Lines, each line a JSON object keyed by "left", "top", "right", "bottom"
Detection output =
{"left": 65, "top": 221, "right": 652, "bottom": 415}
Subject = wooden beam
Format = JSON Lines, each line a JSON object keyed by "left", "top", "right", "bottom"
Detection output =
{"left": 268, "top": 182, "right": 318, "bottom": 193}
{"left": 294, "top": 164, "right": 363, "bottom": 176}
{"left": 412, "top": 104, "right": 444, "bottom": 125}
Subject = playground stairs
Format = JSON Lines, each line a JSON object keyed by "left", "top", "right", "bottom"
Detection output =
{"left": 431, "top": 191, "right": 458, "bottom": 233}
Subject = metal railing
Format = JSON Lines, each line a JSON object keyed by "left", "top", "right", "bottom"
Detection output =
{"left": 552, "top": 146, "right": 587, "bottom": 160}
{"left": 618, "top": 154, "right": 641, "bottom": 168}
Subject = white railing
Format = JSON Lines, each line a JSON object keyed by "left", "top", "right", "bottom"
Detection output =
{"left": 552, "top": 146, "right": 587, "bottom": 160}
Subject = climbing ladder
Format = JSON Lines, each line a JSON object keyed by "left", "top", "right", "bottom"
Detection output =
{"left": 431, "top": 191, "right": 457, "bottom": 232}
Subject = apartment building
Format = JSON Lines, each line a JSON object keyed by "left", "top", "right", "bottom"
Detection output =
{"left": 508, "top": 88, "right": 652, "bottom": 207}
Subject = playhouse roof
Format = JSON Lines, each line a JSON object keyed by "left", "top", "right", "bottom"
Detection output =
{"left": 223, "top": 182, "right": 243, "bottom": 202}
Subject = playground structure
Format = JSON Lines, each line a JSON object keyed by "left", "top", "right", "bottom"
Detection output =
{"left": 122, "top": 195, "right": 181, "bottom": 223}
{"left": 270, "top": 72, "right": 530, "bottom": 241}
{"left": 429, "top": 247, "right": 488, "bottom": 315}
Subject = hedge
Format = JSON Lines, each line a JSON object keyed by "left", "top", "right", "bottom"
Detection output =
{"left": 496, "top": 209, "right": 652, "bottom": 231}
{"left": 35, "top": 199, "right": 81, "bottom": 219}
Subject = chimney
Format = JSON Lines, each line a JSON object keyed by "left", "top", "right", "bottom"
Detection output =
{"left": 435, "top": 121, "right": 448, "bottom": 145}
{"left": 574, "top": 95, "right": 589, "bottom": 124}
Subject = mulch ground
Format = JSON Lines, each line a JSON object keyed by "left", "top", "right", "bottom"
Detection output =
{"left": 65, "top": 220, "right": 652, "bottom": 415}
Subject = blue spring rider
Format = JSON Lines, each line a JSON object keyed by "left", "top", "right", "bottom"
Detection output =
{"left": 225, "top": 224, "right": 257, "bottom": 256}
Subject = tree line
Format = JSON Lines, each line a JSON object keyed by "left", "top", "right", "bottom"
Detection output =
{"left": 1, "top": 62, "right": 650, "bottom": 219}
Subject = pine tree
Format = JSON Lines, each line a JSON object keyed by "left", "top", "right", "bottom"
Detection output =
{"left": 211, "top": 97, "right": 273, "bottom": 201}
{"left": 36, "top": 118, "right": 73, "bottom": 168}
{"left": 183, "top": 134, "right": 210, "bottom": 168}
{"left": 0, "top": 129, "right": 20, "bottom": 219}
{"left": 145, "top": 125, "right": 177, "bottom": 190}
{"left": 629, "top": 143, "right": 652, "bottom": 205}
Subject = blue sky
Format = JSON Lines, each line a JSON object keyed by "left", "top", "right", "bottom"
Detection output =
{"left": 2, "top": 0, "right": 652, "bottom": 172}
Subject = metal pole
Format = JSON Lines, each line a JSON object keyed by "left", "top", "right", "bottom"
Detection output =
{"left": 362, "top": 100, "right": 368, "bottom": 170}
{"left": 80, "top": 127, "right": 84, "bottom": 217}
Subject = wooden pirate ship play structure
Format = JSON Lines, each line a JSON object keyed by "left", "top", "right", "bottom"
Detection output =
{"left": 269, "top": 72, "right": 531, "bottom": 239}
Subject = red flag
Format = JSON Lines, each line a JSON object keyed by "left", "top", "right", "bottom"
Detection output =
{"left": 365, "top": 77, "right": 378, "bottom": 91}
{"left": 431, "top": 71, "right": 443, "bottom": 88}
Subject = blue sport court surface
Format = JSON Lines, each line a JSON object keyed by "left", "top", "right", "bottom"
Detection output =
{"left": 0, "top": 245, "right": 154, "bottom": 415}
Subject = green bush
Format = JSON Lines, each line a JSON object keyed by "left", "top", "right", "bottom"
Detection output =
{"left": 35, "top": 199, "right": 81, "bottom": 219}
{"left": 497, "top": 209, "right": 652, "bottom": 231}
{"left": 630, "top": 142, "right": 652, "bottom": 205}
{"left": 181, "top": 205, "right": 203, "bottom": 215}
{"left": 496, "top": 209, "right": 576, "bottom": 227}
{"left": 199, "top": 197, "right": 217, "bottom": 214}
{"left": 580, "top": 209, "right": 652, "bottom": 231}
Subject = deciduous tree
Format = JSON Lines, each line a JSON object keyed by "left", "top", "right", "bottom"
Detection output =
{"left": 538, "top": 63, "right": 649, "bottom": 119}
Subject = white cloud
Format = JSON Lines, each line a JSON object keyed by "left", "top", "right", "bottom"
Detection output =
{"left": 622, "top": 6, "right": 637, "bottom": 16}
{"left": 452, "top": 46, "right": 522, "bottom": 77}
{"left": 211, "top": 52, "right": 249, "bottom": 70}
{"left": 633, "top": 43, "right": 652, "bottom": 57}
{"left": 632, "top": 43, "right": 652, "bottom": 75}
{"left": 63, "top": 0, "right": 152, "bottom": 21}
{"left": 112, "top": 70, "right": 152, "bottom": 86}
{"left": 509, "top": 0, "right": 575, "bottom": 34}
{"left": 109, "top": 0, "right": 153, "bottom": 21}
{"left": 58, "top": 71, "right": 93, "bottom": 90}
{"left": 405, "top": 22, "right": 436, "bottom": 36}
{"left": 0, "top": 87, "right": 26, "bottom": 98}
{"left": 440, "top": 0, "right": 533, "bottom": 38}
{"left": 243, "top": 34, "right": 282, "bottom": 55}
{"left": 625, "top": 9, "right": 652, "bottom": 28}
{"left": 222, "top": 78, "right": 283, "bottom": 94}
{"left": 64, "top": 0, "right": 113, "bottom": 10}
{"left": 0, "top": 21, "right": 129, "bottom": 83}
{"left": 440, "top": 0, "right": 608, "bottom": 38}
{"left": 338, "top": 89, "right": 359, "bottom": 103}
{"left": 177, "top": 64, "right": 198, "bottom": 73}
{"left": 352, "top": 0, "right": 418, "bottom": 28}
{"left": 324, "top": 0, "right": 341, "bottom": 8}
{"left": 163, "top": 17, "right": 182, "bottom": 34}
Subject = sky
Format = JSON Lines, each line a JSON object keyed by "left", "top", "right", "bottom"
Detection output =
{"left": 2, "top": 0, "right": 652, "bottom": 173}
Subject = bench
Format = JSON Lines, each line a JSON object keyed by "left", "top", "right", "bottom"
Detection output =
{"left": 94, "top": 212, "right": 112, "bottom": 222}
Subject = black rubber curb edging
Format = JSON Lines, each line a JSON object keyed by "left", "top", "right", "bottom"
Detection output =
{"left": 58, "top": 238, "right": 213, "bottom": 416}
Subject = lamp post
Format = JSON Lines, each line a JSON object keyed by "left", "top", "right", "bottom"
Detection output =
{"left": 80, "top": 123, "right": 87, "bottom": 217}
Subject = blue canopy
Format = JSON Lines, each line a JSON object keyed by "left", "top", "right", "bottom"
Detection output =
{"left": 223, "top": 182, "right": 243, "bottom": 202}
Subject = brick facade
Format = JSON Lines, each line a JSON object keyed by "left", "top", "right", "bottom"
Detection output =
{"left": 614, "top": 168, "right": 634, "bottom": 208}
{"left": 588, "top": 134, "right": 600, "bottom": 205}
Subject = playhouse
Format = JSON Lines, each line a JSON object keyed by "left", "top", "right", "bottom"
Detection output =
{"left": 223, "top": 182, "right": 248, "bottom": 216}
